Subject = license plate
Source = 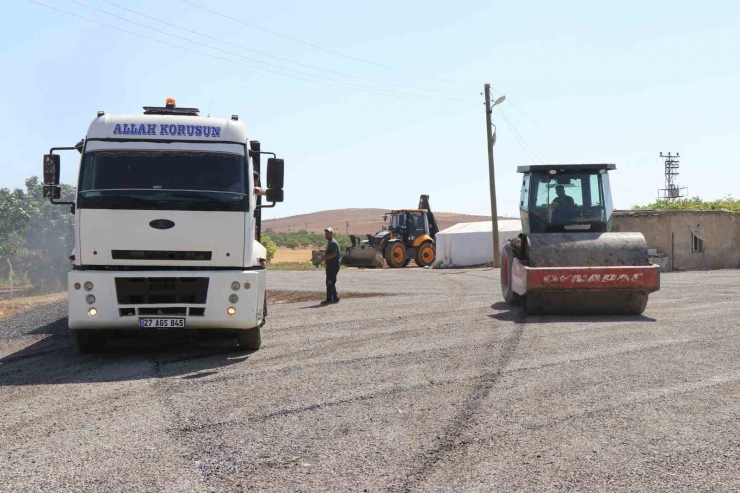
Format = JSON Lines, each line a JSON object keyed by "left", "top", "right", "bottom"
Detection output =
{"left": 139, "top": 318, "right": 185, "bottom": 329}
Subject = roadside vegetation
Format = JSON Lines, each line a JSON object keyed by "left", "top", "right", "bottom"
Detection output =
{"left": 632, "top": 196, "right": 740, "bottom": 212}
{"left": 0, "top": 176, "right": 75, "bottom": 292}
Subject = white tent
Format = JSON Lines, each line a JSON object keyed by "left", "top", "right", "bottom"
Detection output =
{"left": 434, "top": 220, "right": 521, "bottom": 268}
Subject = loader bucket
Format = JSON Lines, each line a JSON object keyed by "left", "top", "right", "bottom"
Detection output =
{"left": 511, "top": 232, "right": 660, "bottom": 315}
{"left": 341, "top": 245, "right": 385, "bottom": 268}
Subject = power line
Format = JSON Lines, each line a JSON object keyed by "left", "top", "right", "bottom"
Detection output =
{"left": 180, "top": 0, "right": 473, "bottom": 88}
{"left": 499, "top": 107, "right": 543, "bottom": 163}
{"left": 65, "top": 0, "right": 476, "bottom": 103}
{"left": 496, "top": 107, "right": 542, "bottom": 165}
{"left": 96, "top": 0, "right": 463, "bottom": 95}
{"left": 28, "top": 1, "right": 478, "bottom": 104}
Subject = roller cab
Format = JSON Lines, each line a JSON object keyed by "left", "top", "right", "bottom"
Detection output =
{"left": 501, "top": 164, "right": 660, "bottom": 315}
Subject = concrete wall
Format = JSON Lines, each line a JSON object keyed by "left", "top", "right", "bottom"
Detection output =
{"left": 613, "top": 210, "right": 740, "bottom": 271}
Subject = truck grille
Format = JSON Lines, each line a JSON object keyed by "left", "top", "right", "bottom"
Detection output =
{"left": 112, "top": 250, "right": 212, "bottom": 261}
{"left": 115, "top": 277, "right": 209, "bottom": 304}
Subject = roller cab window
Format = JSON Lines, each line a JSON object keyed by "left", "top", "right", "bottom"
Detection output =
{"left": 529, "top": 172, "right": 607, "bottom": 233}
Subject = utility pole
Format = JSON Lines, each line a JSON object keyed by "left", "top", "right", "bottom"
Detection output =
{"left": 484, "top": 83, "right": 501, "bottom": 268}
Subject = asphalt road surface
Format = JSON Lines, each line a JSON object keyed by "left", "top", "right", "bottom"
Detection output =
{"left": 1, "top": 269, "right": 739, "bottom": 492}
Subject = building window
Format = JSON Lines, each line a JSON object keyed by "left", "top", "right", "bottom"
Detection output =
{"left": 691, "top": 231, "right": 704, "bottom": 253}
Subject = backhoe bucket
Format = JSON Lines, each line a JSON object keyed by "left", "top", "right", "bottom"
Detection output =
{"left": 341, "top": 245, "right": 385, "bottom": 268}
{"left": 511, "top": 233, "right": 660, "bottom": 315}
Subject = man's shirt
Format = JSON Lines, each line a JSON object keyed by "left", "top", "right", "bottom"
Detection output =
{"left": 325, "top": 238, "right": 340, "bottom": 268}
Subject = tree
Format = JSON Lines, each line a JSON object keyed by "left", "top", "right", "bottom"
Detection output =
{"left": 17, "top": 177, "right": 76, "bottom": 290}
{"left": 260, "top": 235, "right": 278, "bottom": 262}
{"left": 632, "top": 196, "right": 740, "bottom": 212}
{"left": 0, "top": 187, "right": 32, "bottom": 261}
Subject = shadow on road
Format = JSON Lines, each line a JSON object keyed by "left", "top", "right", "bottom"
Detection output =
{"left": 489, "top": 302, "right": 657, "bottom": 324}
{"left": 0, "top": 316, "right": 254, "bottom": 387}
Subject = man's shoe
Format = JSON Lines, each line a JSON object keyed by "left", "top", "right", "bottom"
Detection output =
{"left": 320, "top": 300, "right": 332, "bottom": 306}
{"left": 332, "top": 298, "right": 340, "bottom": 304}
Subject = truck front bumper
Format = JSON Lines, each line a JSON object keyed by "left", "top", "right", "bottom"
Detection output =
{"left": 68, "top": 270, "right": 266, "bottom": 330}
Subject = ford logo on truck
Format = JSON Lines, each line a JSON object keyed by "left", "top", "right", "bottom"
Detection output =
{"left": 149, "top": 219, "right": 175, "bottom": 230}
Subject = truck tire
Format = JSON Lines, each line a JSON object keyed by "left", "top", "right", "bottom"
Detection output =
{"left": 73, "top": 329, "right": 107, "bottom": 353}
{"left": 385, "top": 242, "right": 406, "bottom": 268}
{"left": 237, "top": 326, "right": 262, "bottom": 350}
{"left": 415, "top": 242, "right": 435, "bottom": 267}
{"left": 501, "top": 243, "right": 521, "bottom": 306}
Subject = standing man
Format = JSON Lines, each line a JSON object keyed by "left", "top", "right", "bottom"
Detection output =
{"left": 317, "top": 227, "right": 341, "bottom": 305}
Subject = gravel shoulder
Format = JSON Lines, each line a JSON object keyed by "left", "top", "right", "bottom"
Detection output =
{"left": 1, "top": 269, "right": 739, "bottom": 492}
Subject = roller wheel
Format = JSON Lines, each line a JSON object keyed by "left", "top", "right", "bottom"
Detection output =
{"left": 236, "top": 326, "right": 262, "bottom": 350}
{"left": 415, "top": 242, "right": 436, "bottom": 267}
{"left": 73, "top": 330, "right": 107, "bottom": 353}
{"left": 500, "top": 243, "right": 521, "bottom": 306}
{"left": 628, "top": 293, "right": 649, "bottom": 315}
{"left": 385, "top": 242, "right": 406, "bottom": 268}
{"left": 522, "top": 295, "right": 542, "bottom": 315}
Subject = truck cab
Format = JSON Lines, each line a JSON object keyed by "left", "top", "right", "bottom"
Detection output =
{"left": 43, "top": 99, "right": 284, "bottom": 352}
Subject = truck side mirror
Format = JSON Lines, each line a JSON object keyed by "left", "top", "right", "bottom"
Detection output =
{"left": 265, "top": 188, "right": 284, "bottom": 203}
{"left": 43, "top": 185, "right": 61, "bottom": 200}
{"left": 266, "top": 158, "right": 284, "bottom": 189}
{"left": 43, "top": 154, "right": 60, "bottom": 185}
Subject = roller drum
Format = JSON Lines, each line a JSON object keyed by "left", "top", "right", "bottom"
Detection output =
{"left": 525, "top": 233, "right": 650, "bottom": 268}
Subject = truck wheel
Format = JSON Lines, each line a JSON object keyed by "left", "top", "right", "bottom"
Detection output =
{"left": 415, "top": 242, "right": 435, "bottom": 267}
{"left": 236, "top": 327, "right": 262, "bottom": 350}
{"left": 501, "top": 243, "right": 521, "bottom": 306}
{"left": 73, "top": 330, "right": 107, "bottom": 353}
{"left": 385, "top": 242, "right": 406, "bottom": 268}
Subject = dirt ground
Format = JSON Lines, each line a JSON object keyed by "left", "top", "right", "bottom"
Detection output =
{"left": 0, "top": 292, "right": 67, "bottom": 321}
{"left": 5, "top": 270, "right": 740, "bottom": 491}
{"left": 268, "top": 289, "right": 393, "bottom": 304}
{"left": 271, "top": 248, "right": 314, "bottom": 264}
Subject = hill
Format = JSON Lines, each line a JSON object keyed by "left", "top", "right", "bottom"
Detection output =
{"left": 262, "top": 208, "right": 510, "bottom": 235}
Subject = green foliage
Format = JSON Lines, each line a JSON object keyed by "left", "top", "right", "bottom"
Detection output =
{"left": 0, "top": 187, "right": 33, "bottom": 259}
{"left": 632, "top": 196, "right": 740, "bottom": 212}
{"left": 0, "top": 176, "right": 75, "bottom": 291}
{"left": 260, "top": 234, "right": 278, "bottom": 262}
{"left": 263, "top": 229, "right": 352, "bottom": 250}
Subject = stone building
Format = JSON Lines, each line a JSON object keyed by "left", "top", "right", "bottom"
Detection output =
{"left": 613, "top": 210, "right": 740, "bottom": 271}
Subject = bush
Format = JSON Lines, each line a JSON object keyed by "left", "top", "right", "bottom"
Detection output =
{"left": 632, "top": 196, "right": 740, "bottom": 212}
{"left": 260, "top": 235, "right": 278, "bottom": 262}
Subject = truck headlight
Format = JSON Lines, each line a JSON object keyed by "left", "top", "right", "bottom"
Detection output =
{"left": 84, "top": 281, "right": 94, "bottom": 291}
{"left": 86, "top": 295, "right": 96, "bottom": 305}
{"left": 88, "top": 307, "right": 98, "bottom": 317}
{"left": 227, "top": 307, "right": 236, "bottom": 316}
{"left": 229, "top": 294, "right": 238, "bottom": 303}
{"left": 231, "top": 281, "right": 240, "bottom": 291}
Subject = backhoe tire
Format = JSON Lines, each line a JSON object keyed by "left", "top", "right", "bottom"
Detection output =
{"left": 385, "top": 242, "right": 406, "bottom": 268}
{"left": 415, "top": 242, "right": 435, "bottom": 267}
{"left": 501, "top": 243, "right": 521, "bottom": 306}
{"left": 73, "top": 330, "right": 107, "bottom": 354}
{"left": 236, "top": 326, "right": 262, "bottom": 350}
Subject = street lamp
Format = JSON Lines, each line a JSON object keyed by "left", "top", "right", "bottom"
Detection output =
{"left": 484, "top": 84, "right": 505, "bottom": 268}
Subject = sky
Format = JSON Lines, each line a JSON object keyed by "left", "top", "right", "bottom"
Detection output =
{"left": 1, "top": 0, "right": 739, "bottom": 218}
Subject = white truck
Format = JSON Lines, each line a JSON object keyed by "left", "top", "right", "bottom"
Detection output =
{"left": 42, "top": 98, "right": 284, "bottom": 353}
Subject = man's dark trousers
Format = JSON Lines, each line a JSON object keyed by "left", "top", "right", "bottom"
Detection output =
{"left": 326, "top": 264, "right": 339, "bottom": 302}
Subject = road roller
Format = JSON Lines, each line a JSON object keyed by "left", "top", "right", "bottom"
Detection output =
{"left": 500, "top": 164, "right": 660, "bottom": 315}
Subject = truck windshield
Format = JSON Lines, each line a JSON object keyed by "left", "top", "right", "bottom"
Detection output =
{"left": 78, "top": 151, "right": 248, "bottom": 211}
{"left": 529, "top": 172, "right": 605, "bottom": 230}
